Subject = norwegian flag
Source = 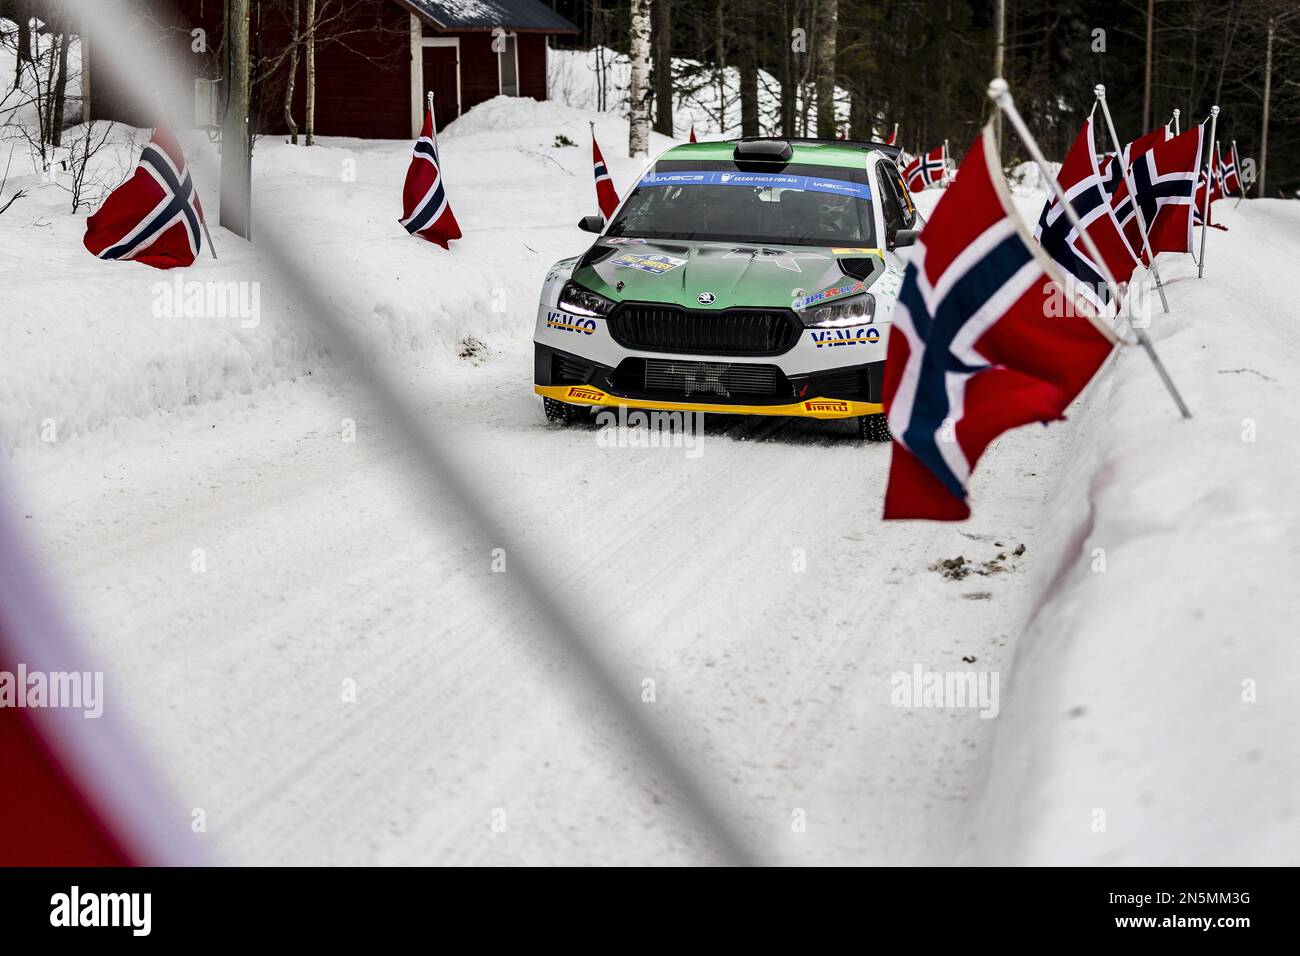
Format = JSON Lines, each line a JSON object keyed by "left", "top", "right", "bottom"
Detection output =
{"left": 1097, "top": 152, "right": 1122, "bottom": 196}
{"left": 689, "top": 123, "right": 698, "bottom": 144}
{"left": 1212, "top": 144, "right": 1229, "bottom": 196}
{"left": 1098, "top": 125, "right": 1170, "bottom": 199}
{"left": 1194, "top": 164, "right": 1228, "bottom": 231}
{"left": 400, "top": 99, "right": 462, "bottom": 248}
{"left": 1126, "top": 125, "right": 1171, "bottom": 165}
{"left": 1220, "top": 144, "right": 1242, "bottom": 194}
{"left": 885, "top": 123, "right": 898, "bottom": 146}
{"left": 592, "top": 131, "right": 620, "bottom": 221}
{"left": 1110, "top": 124, "right": 1204, "bottom": 260}
{"left": 903, "top": 146, "right": 946, "bottom": 192}
{"left": 882, "top": 126, "right": 1116, "bottom": 520}
{"left": 1035, "top": 117, "right": 1140, "bottom": 315}
{"left": 82, "top": 124, "right": 204, "bottom": 269}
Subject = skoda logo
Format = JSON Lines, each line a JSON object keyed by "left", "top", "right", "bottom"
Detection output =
{"left": 697, "top": 292, "right": 716, "bottom": 305}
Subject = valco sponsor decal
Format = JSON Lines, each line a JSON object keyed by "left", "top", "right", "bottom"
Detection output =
{"left": 546, "top": 309, "right": 596, "bottom": 335}
{"left": 831, "top": 247, "right": 883, "bottom": 256}
{"left": 611, "top": 252, "right": 687, "bottom": 275}
{"left": 567, "top": 386, "right": 604, "bottom": 402}
{"left": 809, "top": 326, "right": 881, "bottom": 348}
{"left": 805, "top": 399, "right": 850, "bottom": 413}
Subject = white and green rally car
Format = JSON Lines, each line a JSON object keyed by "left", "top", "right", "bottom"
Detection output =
{"left": 533, "top": 137, "right": 923, "bottom": 441}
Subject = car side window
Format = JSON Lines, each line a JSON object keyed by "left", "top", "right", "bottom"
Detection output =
{"left": 877, "top": 161, "right": 905, "bottom": 246}
{"left": 891, "top": 167, "right": 918, "bottom": 228}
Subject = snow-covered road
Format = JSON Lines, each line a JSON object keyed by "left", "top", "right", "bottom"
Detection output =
{"left": 7, "top": 335, "right": 1063, "bottom": 864}
{"left": 6, "top": 87, "right": 1296, "bottom": 865}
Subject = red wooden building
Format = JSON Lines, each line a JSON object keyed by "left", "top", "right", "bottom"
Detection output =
{"left": 86, "top": 0, "right": 577, "bottom": 137}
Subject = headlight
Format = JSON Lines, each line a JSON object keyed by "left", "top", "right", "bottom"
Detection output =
{"left": 558, "top": 281, "right": 614, "bottom": 318}
{"left": 798, "top": 292, "right": 876, "bottom": 329}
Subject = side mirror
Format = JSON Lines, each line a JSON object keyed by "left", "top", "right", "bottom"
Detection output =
{"left": 578, "top": 215, "right": 604, "bottom": 233}
{"left": 892, "top": 228, "right": 920, "bottom": 249}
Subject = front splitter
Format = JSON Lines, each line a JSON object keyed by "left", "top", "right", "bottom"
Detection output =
{"left": 535, "top": 384, "right": 884, "bottom": 419}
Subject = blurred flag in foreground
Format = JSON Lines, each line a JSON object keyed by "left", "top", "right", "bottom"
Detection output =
{"left": 0, "top": 473, "right": 197, "bottom": 864}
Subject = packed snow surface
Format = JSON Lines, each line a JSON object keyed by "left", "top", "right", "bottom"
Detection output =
{"left": 3, "top": 78, "right": 1297, "bottom": 864}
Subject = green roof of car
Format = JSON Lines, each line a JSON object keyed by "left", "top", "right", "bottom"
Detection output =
{"left": 656, "top": 140, "right": 884, "bottom": 167}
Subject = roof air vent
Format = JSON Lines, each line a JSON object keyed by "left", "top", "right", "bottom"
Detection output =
{"left": 732, "top": 139, "right": 794, "bottom": 164}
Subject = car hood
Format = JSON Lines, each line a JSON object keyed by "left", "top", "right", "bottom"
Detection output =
{"left": 572, "top": 238, "right": 885, "bottom": 311}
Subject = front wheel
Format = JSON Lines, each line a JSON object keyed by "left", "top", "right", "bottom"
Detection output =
{"left": 543, "top": 396, "right": 588, "bottom": 424}
{"left": 857, "top": 413, "right": 891, "bottom": 443}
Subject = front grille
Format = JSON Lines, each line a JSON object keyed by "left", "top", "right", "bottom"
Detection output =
{"left": 609, "top": 303, "right": 799, "bottom": 355}
{"left": 643, "top": 359, "right": 783, "bottom": 398}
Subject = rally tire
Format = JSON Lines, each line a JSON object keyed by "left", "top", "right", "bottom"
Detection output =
{"left": 543, "top": 396, "right": 589, "bottom": 424}
{"left": 858, "top": 413, "right": 891, "bottom": 443}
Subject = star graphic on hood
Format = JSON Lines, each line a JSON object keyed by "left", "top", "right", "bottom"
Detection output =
{"left": 724, "top": 247, "right": 830, "bottom": 273}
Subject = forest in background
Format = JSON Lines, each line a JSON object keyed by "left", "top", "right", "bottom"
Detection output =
{"left": 3, "top": 0, "right": 1299, "bottom": 198}
{"left": 561, "top": 0, "right": 1300, "bottom": 197}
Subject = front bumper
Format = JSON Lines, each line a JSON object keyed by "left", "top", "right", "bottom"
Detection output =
{"left": 535, "top": 341, "right": 885, "bottom": 419}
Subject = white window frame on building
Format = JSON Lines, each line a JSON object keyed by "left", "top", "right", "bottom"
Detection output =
{"left": 495, "top": 31, "right": 519, "bottom": 97}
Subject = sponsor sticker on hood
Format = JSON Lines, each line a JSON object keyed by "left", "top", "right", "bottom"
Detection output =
{"left": 612, "top": 252, "right": 688, "bottom": 275}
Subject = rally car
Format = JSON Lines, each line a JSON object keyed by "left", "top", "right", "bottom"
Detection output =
{"left": 533, "top": 137, "right": 922, "bottom": 441}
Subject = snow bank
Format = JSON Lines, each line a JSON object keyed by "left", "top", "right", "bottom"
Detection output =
{"left": 964, "top": 198, "right": 1300, "bottom": 864}
{"left": 1006, "top": 160, "right": 1062, "bottom": 197}
{"left": 1, "top": 95, "right": 666, "bottom": 453}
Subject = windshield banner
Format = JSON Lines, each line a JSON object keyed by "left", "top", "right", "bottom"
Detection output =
{"left": 638, "top": 170, "right": 872, "bottom": 201}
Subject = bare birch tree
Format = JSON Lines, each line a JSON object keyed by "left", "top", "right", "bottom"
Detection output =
{"left": 628, "top": 0, "right": 652, "bottom": 156}
{"left": 652, "top": 0, "right": 673, "bottom": 136}
{"left": 221, "top": 0, "right": 252, "bottom": 238}
{"left": 283, "top": 0, "right": 300, "bottom": 144}
{"left": 304, "top": 0, "right": 316, "bottom": 145}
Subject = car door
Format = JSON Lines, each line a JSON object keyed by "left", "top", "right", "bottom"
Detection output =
{"left": 873, "top": 160, "right": 912, "bottom": 316}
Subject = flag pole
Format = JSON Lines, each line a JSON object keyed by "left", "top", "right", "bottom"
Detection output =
{"left": 199, "top": 202, "right": 219, "bottom": 260}
{"left": 1233, "top": 139, "right": 1246, "bottom": 207}
{"left": 1197, "top": 105, "right": 1219, "bottom": 279}
{"left": 989, "top": 78, "right": 1191, "bottom": 420}
{"left": 1172, "top": 108, "right": 1180, "bottom": 135}
{"left": 1094, "top": 84, "right": 1169, "bottom": 314}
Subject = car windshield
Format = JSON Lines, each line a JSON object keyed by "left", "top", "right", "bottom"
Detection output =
{"left": 605, "top": 160, "right": 876, "bottom": 247}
